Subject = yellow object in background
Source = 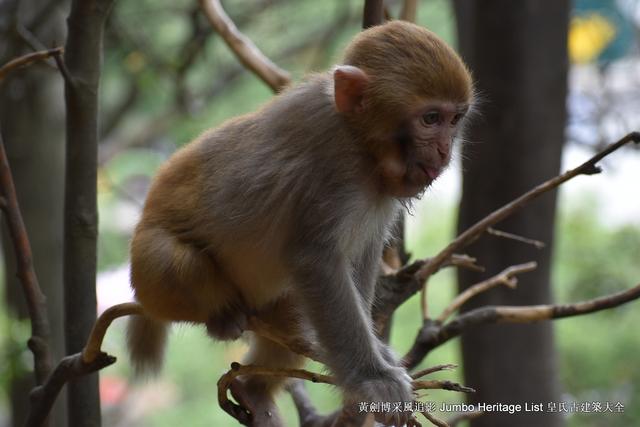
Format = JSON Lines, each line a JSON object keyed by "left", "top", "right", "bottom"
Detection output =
{"left": 569, "top": 13, "right": 616, "bottom": 64}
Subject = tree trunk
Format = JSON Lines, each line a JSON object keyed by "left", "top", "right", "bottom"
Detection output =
{"left": 62, "top": 0, "right": 115, "bottom": 425}
{"left": 0, "top": 0, "right": 66, "bottom": 425}
{"left": 453, "top": 2, "right": 569, "bottom": 426}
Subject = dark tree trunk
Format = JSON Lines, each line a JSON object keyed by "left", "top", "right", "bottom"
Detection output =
{"left": 0, "top": 1, "right": 66, "bottom": 426}
{"left": 453, "top": 2, "right": 569, "bottom": 427}
{"left": 62, "top": 0, "right": 114, "bottom": 425}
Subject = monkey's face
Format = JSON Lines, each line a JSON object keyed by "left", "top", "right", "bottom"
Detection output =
{"left": 378, "top": 101, "right": 468, "bottom": 198}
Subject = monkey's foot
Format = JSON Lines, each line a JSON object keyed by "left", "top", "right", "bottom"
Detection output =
{"left": 230, "top": 378, "right": 285, "bottom": 427}
{"left": 206, "top": 307, "right": 248, "bottom": 341}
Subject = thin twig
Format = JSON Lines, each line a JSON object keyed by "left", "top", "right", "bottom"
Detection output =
{"left": 411, "top": 364, "right": 457, "bottom": 380}
{"left": 0, "top": 131, "right": 53, "bottom": 385}
{"left": 412, "top": 380, "right": 475, "bottom": 394}
{"left": 487, "top": 227, "right": 546, "bottom": 249}
{"left": 0, "top": 47, "right": 63, "bottom": 82}
{"left": 437, "top": 262, "right": 537, "bottom": 322}
{"left": 418, "top": 131, "right": 640, "bottom": 319}
{"left": 199, "top": 0, "right": 291, "bottom": 92}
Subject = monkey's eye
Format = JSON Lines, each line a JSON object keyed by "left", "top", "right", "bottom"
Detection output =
{"left": 451, "top": 113, "right": 464, "bottom": 125}
{"left": 421, "top": 111, "right": 440, "bottom": 126}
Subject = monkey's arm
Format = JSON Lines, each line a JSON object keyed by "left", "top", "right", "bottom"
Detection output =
{"left": 353, "top": 240, "right": 383, "bottom": 312}
{"left": 291, "top": 246, "right": 412, "bottom": 411}
{"left": 353, "top": 240, "right": 402, "bottom": 366}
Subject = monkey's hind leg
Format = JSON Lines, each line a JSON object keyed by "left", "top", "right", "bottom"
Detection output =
{"left": 234, "top": 333, "right": 305, "bottom": 427}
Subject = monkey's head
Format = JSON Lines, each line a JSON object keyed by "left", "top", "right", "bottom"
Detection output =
{"left": 333, "top": 21, "right": 473, "bottom": 198}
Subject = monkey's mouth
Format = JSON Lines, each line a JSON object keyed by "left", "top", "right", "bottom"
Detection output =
{"left": 413, "top": 163, "right": 440, "bottom": 186}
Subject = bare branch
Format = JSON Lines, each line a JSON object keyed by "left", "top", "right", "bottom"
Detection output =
{"left": 373, "top": 254, "right": 482, "bottom": 334}
{"left": 363, "top": 0, "right": 385, "bottom": 28}
{"left": 0, "top": 131, "right": 53, "bottom": 385}
{"left": 487, "top": 227, "right": 546, "bottom": 249}
{"left": 199, "top": 0, "right": 291, "bottom": 92}
{"left": 403, "top": 283, "right": 640, "bottom": 369}
{"left": 82, "top": 302, "right": 143, "bottom": 363}
{"left": 0, "top": 47, "right": 63, "bottom": 82}
{"left": 411, "top": 364, "right": 457, "bottom": 380}
{"left": 26, "top": 352, "right": 116, "bottom": 427}
{"left": 400, "top": 0, "right": 418, "bottom": 22}
{"left": 418, "top": 131, "right": 640, "bottom": 318}
{"left": 437, "top": 262, "right": 537, "bottom": 322}
{"left": 413, "top": 380, "right": 475, "bottom": 394}
{"left": 24, "top": 302, "right": 139, "bottom": 425}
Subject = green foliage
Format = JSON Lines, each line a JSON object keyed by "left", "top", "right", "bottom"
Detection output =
{"left": 553, "top": 201, "right": 640, "bottom": 427}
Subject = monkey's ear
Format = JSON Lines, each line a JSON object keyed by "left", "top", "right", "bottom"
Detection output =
{"left": 333, "top": 65, "right": 370, "bottom": 114}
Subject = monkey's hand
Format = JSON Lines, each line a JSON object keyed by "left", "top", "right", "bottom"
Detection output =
{"left": 347, "top": 364, "right": 414, "bottom": 426}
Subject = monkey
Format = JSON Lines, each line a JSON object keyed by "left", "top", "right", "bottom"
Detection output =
{"left": 126, "top": 20, "right": 473, "bottom": 426}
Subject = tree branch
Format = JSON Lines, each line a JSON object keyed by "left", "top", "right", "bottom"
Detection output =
{"left": 0, "top": 131, "right": 53, "bottom": 386}
{"left": 0, "top": 47, "right": 63, "bottom": 82}
{"left": 372, "top": 254, "right": 483, "bottom": 333}
{"left": 363, "top": 0, "right": 385, "bottom": 28}
{"left": 26, "top": 352, "right": 116, "bottom": 427}
{"left": 217, "top": 361, "right": 470, "bottom": 426}
{"left": 81, "top": 302, "right": 143, "bottom": 363}
{"left": 25, "top": 302, "right": 139, "bottom": 426}
{"left": 418, "top": 131, "right": 640, "bottom": 318}
{"left": 400, "top": 0, "right": 418, "bottom": 22}
{"left": 437, "top": 262, "right": 537, "bottom": 322}
{"left": 402, "top": 282, "right": 640, "bottom": 369}
{"left": 199, "top": 0, "right": 291, "bottom": 92}
{"left": 487, "top": 227, "right": 546, "bottom": 249}
{"left": 62, "top": 1, "right": 117, "bottom": 424}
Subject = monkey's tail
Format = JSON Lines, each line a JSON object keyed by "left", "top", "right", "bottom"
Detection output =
{"left": 126, "top": 313, "right": 168, "bottom": 377}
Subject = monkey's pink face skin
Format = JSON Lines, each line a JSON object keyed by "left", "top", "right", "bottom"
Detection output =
{"left": 380, "top": 101, "right": 468, "bottom": 198}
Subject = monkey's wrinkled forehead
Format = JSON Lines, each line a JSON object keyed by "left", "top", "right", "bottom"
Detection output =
{"left": 343, "top": 21, "right": 473, "bottom": 104}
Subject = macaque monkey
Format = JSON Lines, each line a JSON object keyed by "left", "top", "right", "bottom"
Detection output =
{"left": 127, "top": 21, "right": 473, "bottom": 426}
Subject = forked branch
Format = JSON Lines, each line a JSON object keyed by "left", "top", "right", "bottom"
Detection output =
{"left": 437, "top": 262, "right": 537, "bottom": 322}
{"left": 25, "top": 303, "right": 141, "bottom": 427}
{"left": 418, "top": 131, "right": 640, "bottom": 318}
{"left": 199, "top": 0, "right": 291, "bottom": 92}
{"left": 403, "top": 282, "right": 640, "bottom": 369}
